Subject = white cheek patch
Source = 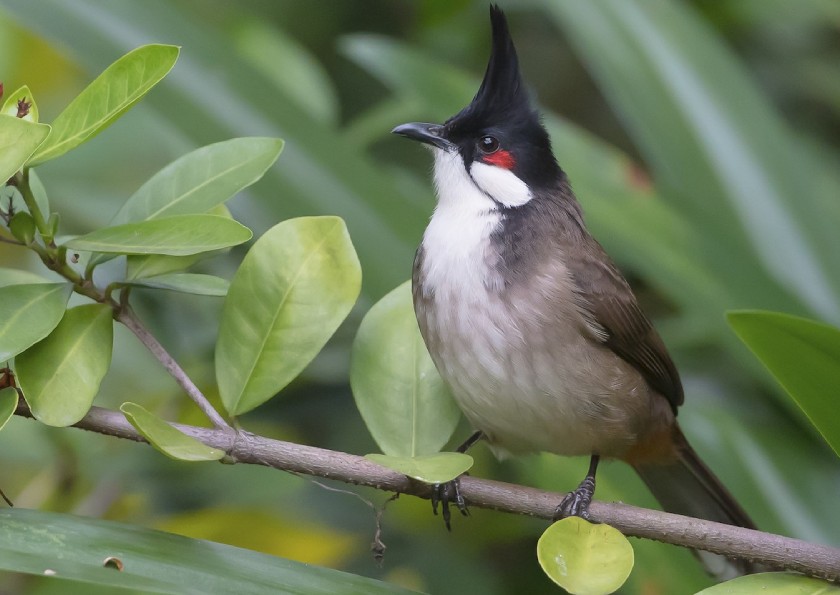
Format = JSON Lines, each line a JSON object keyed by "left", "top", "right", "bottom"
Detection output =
{"left": 469, "top": 161, "right": 532, "bottom": 208}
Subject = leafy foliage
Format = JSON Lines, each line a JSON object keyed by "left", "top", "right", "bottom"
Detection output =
{"left": 0, "top": 2, "right": 838, "bottom": 594}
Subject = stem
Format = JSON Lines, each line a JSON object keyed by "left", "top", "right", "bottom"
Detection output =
{"left": 16, "top": 168, "right": 50, "bottom": 239}
{"left": 13, "top": 400, "right": 840, "bottom": 583}
{"left": 116, "top": 306, "right": 230, "bottom": 430}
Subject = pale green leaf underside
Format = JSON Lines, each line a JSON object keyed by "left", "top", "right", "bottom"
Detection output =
{"left": 64, "top": 214, "right": 252, "bottom": 256}
{"left": 537, "top": 517, "right": 634, "bottom": 595}
{"left": 365, "top": 452, "right": 473, "bottom": 484}
{"left": 16, "top": 304, "right": 113, "bottom": 427}
{"left": 351, "top": 281, "right": 460, "bottom": 457}
{"left": 121, "top": 402, "right": 224, "bottom": 461}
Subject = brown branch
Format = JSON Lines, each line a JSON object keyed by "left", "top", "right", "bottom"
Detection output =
{"left": 115, "top": 306, "right": 230, "bottom": 430}
{"left": 12, "top": 401, "right": 840, "bottom": 582}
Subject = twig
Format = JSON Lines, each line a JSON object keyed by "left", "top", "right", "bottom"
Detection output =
{"left": 13, "top": 400, "right": 840, "bottom": 582}
{"left": 115, "top": 307, "right": 230, "bottom": 430}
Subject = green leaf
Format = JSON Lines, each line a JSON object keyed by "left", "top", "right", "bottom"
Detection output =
{"left": 9, "top": 212, "right": 36, "bottom": 244}
{"left": 123, "top": 205, "right": 234, "bottom": 280}
{"left": 64, "top": 214, "right": 252, "bottom": 256}
{"left": 126, "top": 253, "right": 205, "bottom": 280}
{"left": 16, "top": 304, "right": 113, "bottom": 427}
{"left": 0, "top": 387, "right": 18, "bottom": 432}
{"left": 0, "top": 268, "right": 52, "bottom": 287}
{"left": 1, "top": 84, "right": 39, "bottom": 122}
{"left": 351, "top": 281, "right": 461, "bottom": 457}
{"left": 111, "top": 137, "right": 284, "bottom": 225}
{"left": 696, "top": 572, "right": 840, "bottom": 594}
{"left": 365, "top": 453, "right": 473, "bottom": 484}
{"left": 0, "top": 508, "right": 419, "bottom": 594}
{"left": 123, "top": 273, "right": 229, "bottom": 296}
{"left": 0, "top": 283, "right": 72, "bottom": 361}
{"left": 216, "top": 216, "right": 361, "bottom": 415}
{"left": 0, "top": 115, "right": 50, "bottom": 181}
{"left": 28, "top": 168, "right": 50, "bottom": 218}
{"left": 120, "top": 402, "right": 224, "bottom": 461}
{"left": 727, "top": 310, "right": 840, "bottom": 456}
{"left": 30, "top": 44, "right": 180, "bottom": 165}
{"left": 537, "top": 517, "right": 634, "bottom": 595}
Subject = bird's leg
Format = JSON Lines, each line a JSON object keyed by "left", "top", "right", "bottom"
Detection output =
{"left": 555, "top": 454, "right": 600, "bottom": 521}
{"left": 431, "top": 430, "right": 483, "bottom": 530}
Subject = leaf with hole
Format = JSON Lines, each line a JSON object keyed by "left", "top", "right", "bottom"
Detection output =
{"left": 365, "top": 453, "right": 473, "bottom": 484}
{"left": 121, "top": 402, "right": 224, "bottom": 461}
{"left": 0, "top": 283, "right": 72, "bottom": 361}
{"left": 216, "top": 216, "right": 361, "bottom": 415}
{"left": 537, "top": 517, "right": 634, "bottom": 595}
{"left": 351, "top": 281, "right": 460, "bottom": 457}
{"left": 64, "top": 214, "right": 252, "bottom": 256}
{"left": 30, "top": 44, "right": 179, "bottom": 164}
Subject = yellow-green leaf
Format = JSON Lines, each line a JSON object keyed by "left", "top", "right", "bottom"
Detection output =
{"left": 537, "top": 517, "right": 634, "bottom": 595}
{"left": 365, "top": 453, "right": 473, "bottom": 484}
{"left": 0, "top": 115, "right": 50, "bottom": 181}
{"left": 64, "top": 215, "right": 252, "bottom": 256}
{"left": 216, "top": 216, "right": 361, "bottom": 415}
{"left": 30, "top": 44, "right": 179, "bottom": 164}
{"left": 120, "top": 402, "right": 224, "bottom": 461}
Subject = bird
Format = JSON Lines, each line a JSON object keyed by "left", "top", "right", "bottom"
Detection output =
{"left": 392, "top": 5, "right": 757, "bottom": 578}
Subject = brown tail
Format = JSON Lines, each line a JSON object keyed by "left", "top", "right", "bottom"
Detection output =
{"left": 632, "top": 425, "right": 760, "bottom": 579}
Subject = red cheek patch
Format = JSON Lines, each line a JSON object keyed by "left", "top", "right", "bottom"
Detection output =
{"left": 482, "top": 149, "right": 515, "bottom": 170}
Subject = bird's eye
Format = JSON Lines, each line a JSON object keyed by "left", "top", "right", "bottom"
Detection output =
{"left": 478, "top": 135, "right": 500, "bottom": 154}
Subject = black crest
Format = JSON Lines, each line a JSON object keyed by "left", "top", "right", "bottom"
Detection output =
{"left": 447, "top": 6, "right": 532, "bottom": 132}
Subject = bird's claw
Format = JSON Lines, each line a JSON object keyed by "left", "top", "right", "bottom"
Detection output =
{"left": 554, "top": 474, "right": 596, "bottom": 521}
{"left": 431, "top": 478, "right": 469, "bottom": 530}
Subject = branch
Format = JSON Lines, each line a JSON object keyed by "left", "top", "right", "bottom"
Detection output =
{"left": 12, "top": 402, "right": 840, "bottom": 582}
{"left": 115, "top": 306, "right": 230, "bottom": 430}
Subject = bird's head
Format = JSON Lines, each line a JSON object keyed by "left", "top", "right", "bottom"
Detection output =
{"left": 393, "top": 5, "right": 561, "bottom": 210}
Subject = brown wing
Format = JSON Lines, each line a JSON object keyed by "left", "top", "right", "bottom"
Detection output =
{"left": 567, "top": 240, "right": 684, "bottom": 412}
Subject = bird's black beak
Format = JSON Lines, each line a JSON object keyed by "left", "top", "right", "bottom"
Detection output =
{"left": 392, "top": 122, "right": 455, "bottom": 151}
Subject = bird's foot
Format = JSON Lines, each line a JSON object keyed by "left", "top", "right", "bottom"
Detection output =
{"left": 554, "top": 475, "right": 596, "bottom": 520}
{"left": 431, "top": 477, "right": 469, "bottom": 531}
{"left": 554, "top": 454, "right": 600, "bottom": 521}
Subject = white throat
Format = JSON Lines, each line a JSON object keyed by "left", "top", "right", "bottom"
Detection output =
{"left": 419, "top": 150, "right": 505, "bottom": 298}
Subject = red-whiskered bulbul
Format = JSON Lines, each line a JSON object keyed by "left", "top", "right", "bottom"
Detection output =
{"left": 393, "top": 5, "right": 757, "bottom": 578}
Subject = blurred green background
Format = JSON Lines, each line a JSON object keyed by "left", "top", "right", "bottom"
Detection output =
{"left": 1, "top": 1, "right": 839, "bottom": 593}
